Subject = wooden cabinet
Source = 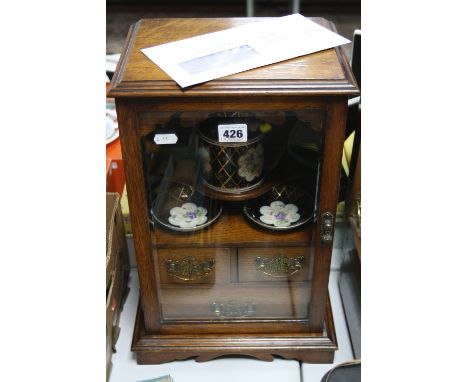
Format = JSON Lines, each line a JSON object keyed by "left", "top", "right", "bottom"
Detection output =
{"left": 108, "top": 17, "right": 358, "bottom": 364}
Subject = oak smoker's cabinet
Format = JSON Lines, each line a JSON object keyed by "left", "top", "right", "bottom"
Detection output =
{"left": 108, "top": 17, "right": 359, "bottom": 364}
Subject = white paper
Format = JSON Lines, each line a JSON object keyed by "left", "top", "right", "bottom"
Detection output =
{"left": 141, "top": 14, "right": 350, "bottom": 88}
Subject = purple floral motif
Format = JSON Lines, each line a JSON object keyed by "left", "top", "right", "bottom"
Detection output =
{"left": 186, "top": 211, "right": 197, "bottom": 219}
{"left": 275, "top": 211, "right": 287, "bottom": 221}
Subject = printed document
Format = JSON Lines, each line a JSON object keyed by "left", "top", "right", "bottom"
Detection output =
{"left": 141, "top": 14, "right": 350, "bottom": 88}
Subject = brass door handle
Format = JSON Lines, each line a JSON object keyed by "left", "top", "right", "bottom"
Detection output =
{"left": 211, "top": 300, "right": 256, "bottom": 318}
{"left": 165, "top": 256, "right": 215, "bottom": 281}
{"left": 255, "top": 254, "right": 304, "bottom": 278}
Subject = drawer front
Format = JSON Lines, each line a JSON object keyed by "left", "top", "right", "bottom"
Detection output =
{"left": 159, "top": 283, "right": 310, "bottom": 320}
{"left": 155, "top": 248, "right": 231, "bottom": 285}
{"left": 238, "top": 247, "right": 313, "bottom": 282}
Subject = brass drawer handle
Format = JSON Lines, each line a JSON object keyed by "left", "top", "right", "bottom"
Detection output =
{"left": 255, "top": 254, "right": 304, "bottom": 278}
{"left": 165, "top": 256, "right": 215, "bottom": 281}
{"left": 211, "top": 300, "right": 256, "bottom": 318}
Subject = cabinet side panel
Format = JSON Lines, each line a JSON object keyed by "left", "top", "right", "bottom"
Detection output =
{"left": 116, "top": 99, "right": 162, "bottom": 332}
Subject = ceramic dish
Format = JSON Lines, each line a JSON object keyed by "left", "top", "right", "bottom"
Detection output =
{"left": 106, "top": 128, "right": 119, "bottom": 145}
{"left": 243, "top": 185, "right": 315, "bottom": 231}
{"left": 150, "top": 183, "right": 222, "bottom": 232}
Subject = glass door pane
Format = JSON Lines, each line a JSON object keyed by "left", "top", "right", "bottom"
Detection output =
{"left": 140, "top": 110, "right": 324, "bottom": 323}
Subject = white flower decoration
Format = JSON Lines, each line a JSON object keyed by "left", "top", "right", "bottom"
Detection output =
{"left": 238, "top": 145, "right": 264, "bottom": 182}
{"left": 259, "top": 201, "right": 300, "bottom": 227}
{"left": 168, "top": 203, "right": 208, "bottom": 228}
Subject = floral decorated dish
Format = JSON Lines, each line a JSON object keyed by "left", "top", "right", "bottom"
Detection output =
{"left": 243, "top": 185, "right": 315, "bottom": 231}
{"left": 151, "top": 190, "right": 222, "bottom": 232}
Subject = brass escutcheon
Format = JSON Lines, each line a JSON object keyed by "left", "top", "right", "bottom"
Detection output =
{"left": 165, "top": 256, "right": 215, "bottom": 281}
{"left": 211, "top": 300, "right": 256, "bottom": 318}
{"left": 255, "top": 254, "right": 304, "bottom": 278}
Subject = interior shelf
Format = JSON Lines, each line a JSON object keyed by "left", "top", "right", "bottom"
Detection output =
{"left": 151, "top": 205, "right": 315, "bottom": 248}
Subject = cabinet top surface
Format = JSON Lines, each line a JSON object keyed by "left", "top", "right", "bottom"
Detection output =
{"left": 108, "top": 17, "right": 359, "bottom": 97}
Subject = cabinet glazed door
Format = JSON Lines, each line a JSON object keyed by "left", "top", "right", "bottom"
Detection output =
{"left": 138, "top": 108, "right": 327, "bottom": 334}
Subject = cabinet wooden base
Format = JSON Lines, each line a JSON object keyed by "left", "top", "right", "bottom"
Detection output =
{"left": 131, "top": 292, "right": 337, "bottom": 364}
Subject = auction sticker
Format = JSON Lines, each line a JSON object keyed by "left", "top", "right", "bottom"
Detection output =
{"left": 218, "top": 124, "right": 247, "bottom": 143}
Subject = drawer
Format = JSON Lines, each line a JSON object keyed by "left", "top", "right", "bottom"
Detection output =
{"left": 155, "top": 248, "right": 232, "bottom": 285}
{"left": 238, "top": 247, "right": 314, "bottom": 282}
{"left": 159, "top": 283, "right": 310, "bottom": 320}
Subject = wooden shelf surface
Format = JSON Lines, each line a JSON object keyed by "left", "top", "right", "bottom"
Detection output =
{"left": 152, "top": 209, "right": 314, "bottom": 248}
